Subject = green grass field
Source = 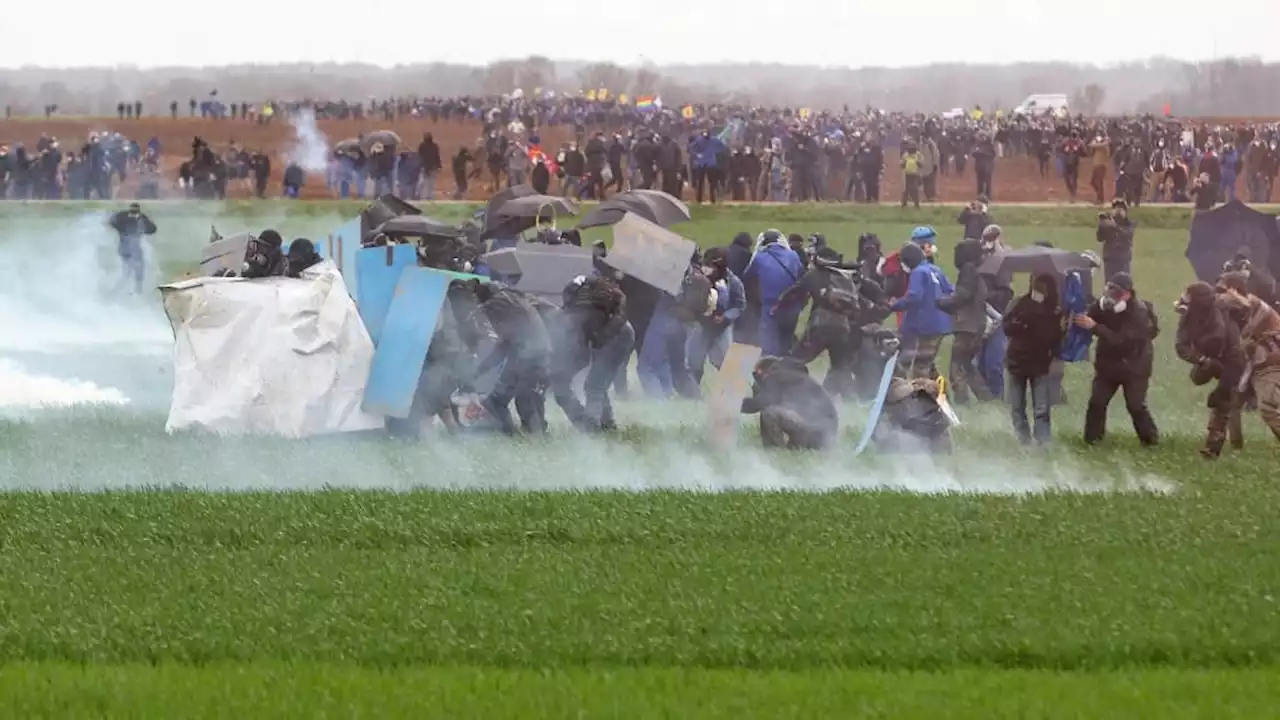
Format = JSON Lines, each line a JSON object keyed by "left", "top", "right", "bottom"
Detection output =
{"left": 0, "top": 201, "right": 1277, "bottom": 716}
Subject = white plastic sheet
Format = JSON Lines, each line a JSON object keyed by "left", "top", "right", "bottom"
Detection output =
{"left": 159, "top": 261, "right": 383, "bottom": 437}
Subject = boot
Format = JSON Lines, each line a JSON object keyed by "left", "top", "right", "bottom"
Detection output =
{"left": 1199, "top": 435, "right": 1224, "bottom": 459}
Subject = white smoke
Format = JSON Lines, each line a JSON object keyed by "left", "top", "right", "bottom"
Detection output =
{"left": 286, "top": 109, "right": 331, "bottom": 173}
{"left": 0, "top": 212, "right": 171, "bottom": 411}
{"left": 0, "top": 359, "right": 130, "bottom": 410}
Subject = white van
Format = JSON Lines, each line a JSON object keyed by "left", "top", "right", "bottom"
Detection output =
{"left": 1013, "top": 94, "right": 1069, "bottom": 118}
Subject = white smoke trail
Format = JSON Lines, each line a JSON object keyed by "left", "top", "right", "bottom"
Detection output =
{"left": 286, "top": 109, "right": 331, "bottom": 173}
{"left": 0, "top": 359, "right": 130, "bottom": 410}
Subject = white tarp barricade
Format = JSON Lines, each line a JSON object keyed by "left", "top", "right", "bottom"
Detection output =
{"left": 159, "top": 261, "right": 383, "bottom": 437}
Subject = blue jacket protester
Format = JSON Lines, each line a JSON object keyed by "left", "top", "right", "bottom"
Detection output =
{"left": 890, "top": 262, "right": 955, "bottom": 338}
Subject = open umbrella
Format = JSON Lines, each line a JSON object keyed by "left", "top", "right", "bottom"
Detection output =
{"left": 360, "top": 194, "right": 422, "bottom": 243}
{"left": 481, "top": 194, "right": 580, "bottom": 240}
{"left": 361, "top": 130, "right": 401, "bottom": 151}
{"left": 978, "top": 246, "right": 1092, "bottom": 283}
{"left": 576, "top": 189, "right": 692, "bottom": 229}
{"left": 1186, "top": 199, "right": 1280, "bottom": 282}
{"left": 373, "top": 214, "right": 461, "bottom": 240}
{"left": 333, "top": 137, "right": 361, "bottom": 154}
{"left": 481, "top": 244, "right": 595, "bottom": 299}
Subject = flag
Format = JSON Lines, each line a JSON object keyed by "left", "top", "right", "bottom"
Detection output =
{"left": 798, "top": 107, "right": 811, "bottom": 120}
{"left": 681, "top": 105, "right": 695, "bottom": 120}
{"left": 619, "top": 94, "right": 631, "bottom": 105}
{"left": 1163, "top": 103, "right": 1172, "bottom": 117}
{"left": 597, "top": 88, "right": 609, "bottom": 101}
{"left": 635, "top": 96, "right": 656, "bottom": 110}
{"left": 586, "top": 89, "right": 597, "bottom": 101}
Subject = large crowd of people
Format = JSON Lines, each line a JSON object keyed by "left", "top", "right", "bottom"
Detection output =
{"left": 3, "top": 95, "right": 1278, "bottom": 204}
{"left": 109, "top": 179, "right": 1280, "bottom": 457}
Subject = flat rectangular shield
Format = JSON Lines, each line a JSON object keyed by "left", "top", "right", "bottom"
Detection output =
{"left": 361, "top": 267, "right": 451, "bottom": 418}
{"left": 853, "top": 352, "right": 899, "bottom": 455}
{"left": 355, "top": 244, "right": 416, "bottom": 346}
{"left": 605, "top": 213, "right": 697, "bottom": 296}
{"left": 327, "top": 218, "right": 362, "bottom": 295}
{"left": 707, "top": 343, "right": 762, "bottom": 449}
{"left": 198, "top": 235, "right": 248, "bottom": 276}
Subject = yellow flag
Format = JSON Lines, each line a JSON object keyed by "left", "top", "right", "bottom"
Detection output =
{"left": 798, "top": 107, "right": 811, "bottom": 120}
{"left": 618, "top": 94, "right": 631, "bottom": 105}
{"left": 586, "top": 89, "right": 597, "bottom": 101}
{"left": 681, "top": 105, "right": 695, "bottom": 119}
{"left": 598, "top": 88, "right": 610, "bottom": 101}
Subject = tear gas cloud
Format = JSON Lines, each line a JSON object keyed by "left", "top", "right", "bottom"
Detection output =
{"left": 0, "top": 211, "right": 1173, "bottom": 496}
{"left": 286, "top": 109, "right": 331, "bottom": 174}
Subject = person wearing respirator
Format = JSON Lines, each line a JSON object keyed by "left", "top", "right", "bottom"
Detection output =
{"left": 1073, "top": 272, "right": 1161, "bottom": 447}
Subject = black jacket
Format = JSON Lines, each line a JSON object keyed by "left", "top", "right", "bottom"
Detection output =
{"left": 1003, "top": 294, "right": 1064, "bottom": 378}
{"left": 937, "top": 239, "right": 987, "bottom": 334}
{"left": 1087, "top": 293, "right": 1157, "bottom": 377}
{"left": 740, "top": 360, "right": 839, "bottom": 432}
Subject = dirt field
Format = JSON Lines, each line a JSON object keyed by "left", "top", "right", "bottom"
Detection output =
{"left": 0, "top": 115, "right": 1182, "bottom": 204}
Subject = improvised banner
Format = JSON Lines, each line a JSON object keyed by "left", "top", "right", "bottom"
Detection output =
{"left": 604, "top": 213, "right": 697, "bottom": 296}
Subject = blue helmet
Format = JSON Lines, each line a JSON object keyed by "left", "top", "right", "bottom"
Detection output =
{"left": 910, "top": 226, "right": 937, "bottom": 243}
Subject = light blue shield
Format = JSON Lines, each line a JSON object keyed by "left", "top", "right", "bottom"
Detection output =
{"left": 853, "top": 351, "right": 899, "bottom": 455}
{"left": 355, "top": 244, "right": 418, "bottom": 346}
{"left": 361, "top": 267, "right": 452, "bottom": 419}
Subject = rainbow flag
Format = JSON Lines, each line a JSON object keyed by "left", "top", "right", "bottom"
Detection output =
{"left": 635, "top": 95, "right": 656, "bottom": 110}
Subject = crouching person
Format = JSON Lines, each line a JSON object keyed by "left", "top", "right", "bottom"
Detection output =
{"left": 1175, "top": 281, "right": 1247, "bottom": 458}
{"left": 877, "top": 377, "right": 953, "bottom": 454}
{"left": 740, "top": 356, "right": 839, "bottom": 450}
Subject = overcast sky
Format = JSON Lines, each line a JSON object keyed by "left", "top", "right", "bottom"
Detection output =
{"left": 4, "top": 0, "right": 1276, "bottom": 68}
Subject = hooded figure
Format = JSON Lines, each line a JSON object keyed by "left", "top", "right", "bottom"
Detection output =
{"left": 739, "top": 356, "right": 838, "bottom": 450}
{"left": 747, "top": 230, "right": 804, "bottom": 356}
{"left": 878, "top": 376, "right": 953, "bottom": 454}
{"left": 1075, "top": 272, "right": 1160, "bottom": 447}
{"left": 285, "top": 238, "right": 322, "bottom": 277}
{"left": 727, "top": 232, "right": 759, "bottom": 345}
{"left": 776, "top": 246, "right": 862, "bottom": 398}
{"left": 550, "top": 276, "right": 634, "bottom": 432}
{"left": 687, "top": 247, "right": 745, "bottom": 385}
{"left": 1002, "top": 274, "right": 1065, "bottom": 445}
{"left": 470, "top": 283, "right": 552, "bottom": 435}
{"left": 937, "top": 239, "right": 991, "bottom": 404}
{"left": 241, "top": 229, "right": 289, "bottom": 279}
{"left": 1216, "top": 271, "right": 1280, "bottom": 442}
{"left": 889, "top": 241, "right": 953, "bottom": 379}
{"left": 1175, "top": 281, "right": 1246, "bottom": 458}
{"left": 107, "top": 203, "right": 157, "bottom": 293}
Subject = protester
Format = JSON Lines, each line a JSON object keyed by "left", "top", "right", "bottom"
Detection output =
{"left": 1075, "top": 272, "right": 1160, "bottom": 447}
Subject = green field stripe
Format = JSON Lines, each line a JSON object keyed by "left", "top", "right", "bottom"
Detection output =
{"left": 2, "top": 664, "right": 1277, "bottom": 719}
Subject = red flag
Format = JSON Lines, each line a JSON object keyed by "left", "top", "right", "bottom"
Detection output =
{"left": 1162, "top": 103, "right": 1172, "bottom": 117}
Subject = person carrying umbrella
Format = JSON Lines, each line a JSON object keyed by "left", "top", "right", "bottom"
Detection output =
{"left": 1002, "top": 274, "right": 1066, "bottom": 445}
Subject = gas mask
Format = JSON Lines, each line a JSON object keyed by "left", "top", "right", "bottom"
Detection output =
{"left": 1100, "top": 295, "right": 1127, "bottom": 314}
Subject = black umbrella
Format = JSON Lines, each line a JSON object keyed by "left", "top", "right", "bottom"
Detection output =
{"left": 373, "top": 214, "right": 461, "bottom": 239}
{"left": 484, "top": 184, "right": 539, "bottom": 221}
{"left": 576, "top": 189, "right": 692, "bottom": 229}
{"left": 978, "top": 246, "right": 1092, "bottom": 282}
{"left": 481, "top": 194, "right": 580, "bottom": 240}
{"left": 1186, "top": 199, "right": 1280, "bottom": 282}
{"left": 360, "top": 194, "right": 422, "bottom": 243}
{"left": 481, "top": 244, "right": 595, "bottom": 298}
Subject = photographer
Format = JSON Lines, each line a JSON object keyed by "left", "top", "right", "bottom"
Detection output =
{"left": 958, "top": 196, "right": 991, "bottom": 242}
{"left": 1095, "top": 199, "right": 1135, "bottom": 280}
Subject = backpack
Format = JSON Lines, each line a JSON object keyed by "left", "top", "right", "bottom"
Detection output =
{"left": 1145, "top": 300, "right": 1160, "bottom": 340}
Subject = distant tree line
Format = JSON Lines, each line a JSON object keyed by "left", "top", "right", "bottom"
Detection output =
{"left": 1, "top": 56, "right": 1279, "bottom": 118}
